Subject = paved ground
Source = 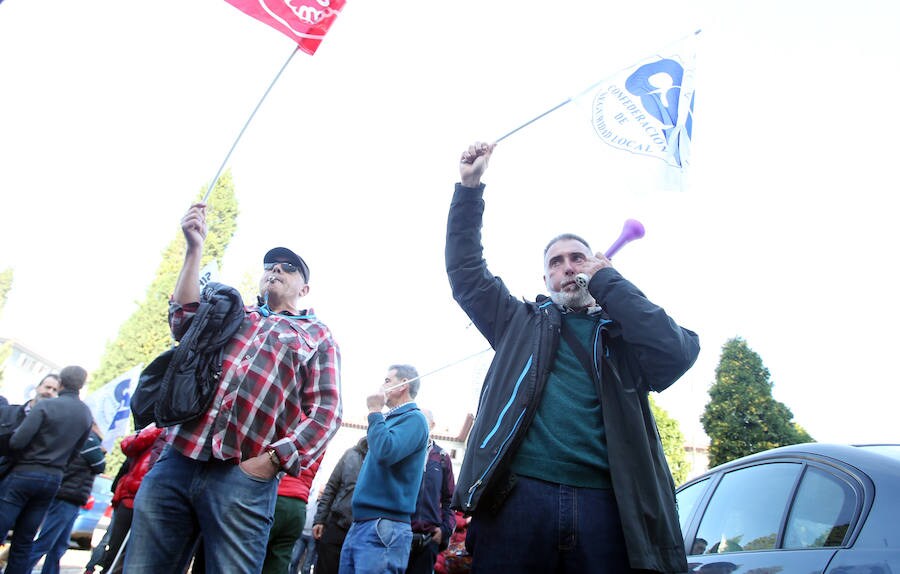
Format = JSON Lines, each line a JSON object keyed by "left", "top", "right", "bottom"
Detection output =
{"left": 38, "top": 546, "right": 93, "bottom": 573}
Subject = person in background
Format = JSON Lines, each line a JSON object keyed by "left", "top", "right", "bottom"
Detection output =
{"left": 262, "top": 455, "right": 322, "bottom": 574}
{"left": 313, "top": 438, "right": 368, "bottom": 574}
{"left": 407, "top": 409, "right": 456, "bottom": 574}
{"left": 27, "top": 422, "right": 106, "bottom": 574}
{"left": 0, "top": 366, "right": 93, "bottom": 574}
{"left": 290, "top": 476, "right": 322, "bottom": 574}
{"left": 338, "top": 365, "right": 429, "bottom": 574}
{"left": 0, "top": 374, "right": 61, "bottom": 480}
{"left": 85, "top": 424, "right": 166, "bottom": 574}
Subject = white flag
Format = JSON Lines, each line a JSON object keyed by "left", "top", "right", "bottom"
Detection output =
{"left": 582, "top": 31, "right": 698, "bottom": 168}
{"left": 84, "top": 365, "right": 143, "bottom": 451}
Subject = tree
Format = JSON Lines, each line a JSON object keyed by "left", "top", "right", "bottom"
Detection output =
{"left": 89, "top": 173, "right": 239, "bottom": 391}
{"left": 87, "top": 174, "right": 239, "bottom": 477}
{"left": 0, "top": 267, "right": 12, "bottom": 316}
{"left": 0, "top": 267, "right": 14, "bottom": 384}
{"left": 650, "top": 395, "right": 689, "bottom": 485}
{"left": 701, "top": 337, "right": 813, "bottom": 467}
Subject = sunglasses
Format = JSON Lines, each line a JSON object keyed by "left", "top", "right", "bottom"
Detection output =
{"left": 264, "top": 261, "right": 301, "bottom": 274}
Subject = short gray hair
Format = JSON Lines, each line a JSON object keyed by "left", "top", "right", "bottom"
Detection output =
{"left": 543, "top": 233, "right": 592, "bottom": 257}
{"left": 389, "top": 364, "right": 421, "bottom": 398}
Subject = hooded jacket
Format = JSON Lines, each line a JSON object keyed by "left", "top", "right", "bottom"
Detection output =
{"left": 445, "top": 183, "right": 700, "bottom": 572}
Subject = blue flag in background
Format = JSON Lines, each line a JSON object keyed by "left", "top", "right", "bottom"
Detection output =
{"left": 84, "top": 365, "right": 142, "bottom": 450}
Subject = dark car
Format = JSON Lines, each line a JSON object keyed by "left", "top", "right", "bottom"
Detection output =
{"left": 70, "top": 474, "right": 113, "bottom": 549}
{"left": 675, "top": 443, "right": 900, "bottom": 573}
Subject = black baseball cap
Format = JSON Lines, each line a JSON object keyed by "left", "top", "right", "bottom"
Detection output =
{"left": 264, "top": 247, "right": 310, "bottom": 283}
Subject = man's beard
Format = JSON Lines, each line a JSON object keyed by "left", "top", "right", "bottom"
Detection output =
{"left": 548, "top": 287, "right": 595, "bottom": 310}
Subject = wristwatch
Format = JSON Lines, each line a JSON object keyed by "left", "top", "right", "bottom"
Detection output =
{"left": 266, "top": 448, "right": 281, "bottom": 470}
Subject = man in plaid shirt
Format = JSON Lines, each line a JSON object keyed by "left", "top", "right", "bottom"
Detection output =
{"left": 125, "top": 202, "right": 342, "bottom": 574}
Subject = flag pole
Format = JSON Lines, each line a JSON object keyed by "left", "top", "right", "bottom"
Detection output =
{"left": 493, "top": 29, "right": 701, "bottom": 145}
{"left": 202, "top": 45, "right": 301, "bottom": 204}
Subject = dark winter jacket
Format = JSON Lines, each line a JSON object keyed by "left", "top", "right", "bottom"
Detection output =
{"left": 55, "top": 430, "right": 106, "bottom": 506}
{"left": 411, "top": 440, "right": 457, "bottom": 551}
{"left": 131, "top": 282, "right": 244, "bottom": 428}
{"left": 445, "top": 183, "right": 700, "bottom": 572}
{"left": 9, "top": 389, "right": 93, "bottom": 476}
{"left": 314, "top": 437, "right": 368, "bottom": 531}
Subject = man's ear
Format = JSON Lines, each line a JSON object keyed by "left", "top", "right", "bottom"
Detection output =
{"left": 298, "top": 284, "right": 310, "bottom": 298}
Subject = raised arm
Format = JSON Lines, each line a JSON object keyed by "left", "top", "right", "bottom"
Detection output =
{"left": 445, "top": 142, "right": 523, "bottom": 347}
{"left": 172, "top": 202, "right": 207, "bottom": 306}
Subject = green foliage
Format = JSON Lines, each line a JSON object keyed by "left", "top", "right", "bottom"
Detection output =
{"left": 0, "top": 340, "right": 12, "bottom": 386}
{"left": 701, "top": 337, "right": 814, "bottom": 467}
{"left": 649, "top": 395, "right": 689, "bottom": 485}
{"left": 102, "top": 434, "right": 127, "bottom": 480}
{"left": 89, "top": 172, "right": 239, "bottom": 391}
{"left": 0, "top": 267, "right": 12, "bottom": 316}
{"left": 237, "top": 270, "right": 261, "bottom": 306}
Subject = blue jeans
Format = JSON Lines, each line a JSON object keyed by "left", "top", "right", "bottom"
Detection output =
{"left": 339, "top": 519, "right": 412, "bottom": 574}
{"left": 290, "top": 534, "right": 316, "bottom": 574}
{"left": 0, "top": 470, "right": 62, "bottom": 574}
{"left": 27, "top": 498, "right": 81, "bottom": 574}
{"left": 123, "top": 447, "right": 279, "bottom": 574}
{"left": 466, "top": 475, "right": 634, "bottom": 574}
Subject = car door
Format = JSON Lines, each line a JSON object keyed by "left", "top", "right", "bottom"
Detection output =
{"left": 678, "top": 459, "right": 862, "bottom": 574}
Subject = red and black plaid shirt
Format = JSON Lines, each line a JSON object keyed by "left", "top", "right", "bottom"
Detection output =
{"left": 166, "top": 301, "right": 342, "bottom": 476}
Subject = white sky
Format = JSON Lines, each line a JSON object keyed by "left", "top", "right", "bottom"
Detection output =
{"left": 1, "top": 0, "right": 899, "bottom": 446}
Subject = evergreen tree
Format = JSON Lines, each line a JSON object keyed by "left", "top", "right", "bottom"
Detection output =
{"left": 0, "top": 267, "right": 14, "bottom": 384}
{"left": 0, "top": 267, "right": 12, "bottom": 315}
{"left": 649, "top": 395, "right": 689, "bottom": 485}
{"left": 89, "top": 172, "right": 239, "bottom": 390}
{"left": 701, "top": 337, "right": 813, "bottom": 467}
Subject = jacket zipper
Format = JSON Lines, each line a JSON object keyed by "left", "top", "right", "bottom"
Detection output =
{"left": 465, "top": 354, "right": 533, "bottom": 508}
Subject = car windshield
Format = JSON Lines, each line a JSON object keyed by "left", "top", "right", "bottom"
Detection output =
{"left": 855, "top": 444, "right": 900, "bottom": 461}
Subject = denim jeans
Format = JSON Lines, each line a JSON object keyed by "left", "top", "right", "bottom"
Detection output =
{"left": 339, "top": 518, "right": 413, "bottom": 574}
{"left": 0, "top": 470, "right": 62, "bottom": 574}
{"left": 290, "top": 534, "right": 316, "bottom": 574}
{"left": 27, "top": 498, "right": 81, "bottom": 574}
{"left": 123, "top": 447, "right": 278, "bottom": 574}
{"left": 466, "top": 475, "right": 634, "bottom": 574}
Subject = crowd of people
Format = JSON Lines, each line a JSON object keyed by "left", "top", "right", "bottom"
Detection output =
{"left": 0, "top": 142, "right": 698, "bottom": 574}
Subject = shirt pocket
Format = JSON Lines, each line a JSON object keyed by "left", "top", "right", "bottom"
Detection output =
{"left": 275, "top": 323, "right": 317, "bottom": 367}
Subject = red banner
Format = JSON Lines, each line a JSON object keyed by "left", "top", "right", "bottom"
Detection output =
{"left": 224, "top": 0, "right": 346, "bottom": 55}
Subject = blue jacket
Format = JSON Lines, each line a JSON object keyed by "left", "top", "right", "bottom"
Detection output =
{"left": 352, "top": 403, "right": 429, "bottom": 523}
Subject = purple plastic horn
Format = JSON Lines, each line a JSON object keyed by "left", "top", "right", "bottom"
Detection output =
{"left": 604, "top": 219, "right": 645, "bottom": 259}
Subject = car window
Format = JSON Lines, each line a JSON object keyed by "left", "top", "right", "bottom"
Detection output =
{"left": 676, "top": 478, "right": 709, "bottom": 534}
{"left": 694, "top": 462, "right": 802, "bottom": 554}
{"left": 783, "top": 467, "right": 855, "bottom": 548}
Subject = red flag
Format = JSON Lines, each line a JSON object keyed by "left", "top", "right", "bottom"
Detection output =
{"left": 224, "top": 0, "right": 346, "bottom": 55}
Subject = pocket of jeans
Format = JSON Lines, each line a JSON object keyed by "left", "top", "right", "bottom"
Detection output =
{"left": 237, "top": 464, "right": 275, "bottom": 483}
{"left": 374, "top": 518, "right": 395, "bottom": 548}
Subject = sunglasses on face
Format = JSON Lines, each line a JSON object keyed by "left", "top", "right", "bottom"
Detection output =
{"left": 264, "top": 261, "right": 301, "bottom": 274}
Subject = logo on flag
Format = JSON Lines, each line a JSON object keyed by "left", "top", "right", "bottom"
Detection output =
{"left": 587, "top": 33, "right": 697, "bottom": 168}
{"left": 84, "top": 365, "right": 143, "bottom": 451}
{"left": 224, "top": 0, "right": 347, "bottom": 55}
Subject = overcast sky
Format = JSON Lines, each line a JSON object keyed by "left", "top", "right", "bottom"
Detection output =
{"left": 1, "top": 0, "right": 898, "bottom": 445}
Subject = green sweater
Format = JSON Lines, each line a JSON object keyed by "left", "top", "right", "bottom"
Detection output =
{"left": 510, "top": 311, "right": 611, "bottom": 488}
